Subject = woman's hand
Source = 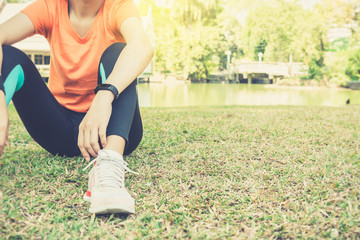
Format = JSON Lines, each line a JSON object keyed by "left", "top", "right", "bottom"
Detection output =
{"left": 0, "top": 92, "right": 9, "bottom": 157}
{"left": 78, "top": 91, "right": 114, "bottom": 161}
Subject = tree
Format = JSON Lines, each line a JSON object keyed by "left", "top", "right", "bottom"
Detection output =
{"left": 241, "top": 0, "right": 325, "bottom": 64}
{"left": 171, "top": 0, "right": 221, "bottom": 27}
{"left": 316, "top": 0, "right": 360, "bottom": 34}
{"left": 144, "top": 0, "right": 360, "bottom": 84}
{"left": 314, "top": 0, "right": 360, "bottom": 83}
{"left": 147, "top": 0, "right": 226, "bottom": 81}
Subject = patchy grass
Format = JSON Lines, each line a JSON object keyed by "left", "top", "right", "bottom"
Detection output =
{"left": 0, "top": 104, "right": 359, "bottom": 239}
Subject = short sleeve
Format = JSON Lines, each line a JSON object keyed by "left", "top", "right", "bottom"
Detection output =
{"left": 108, "top": 0, "right": 141, "bottom": 40}
{"left": 21, "top": 0, "right": 52, "bottom": 38}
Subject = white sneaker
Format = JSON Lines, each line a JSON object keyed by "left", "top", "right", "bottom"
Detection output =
{"left": 83, "top": 150, "right": 138, "bottom": 214}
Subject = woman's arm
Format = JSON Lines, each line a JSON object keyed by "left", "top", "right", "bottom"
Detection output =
{"left": 105, "top": 17, "right": 154, "bottom": 95}
{"left": 78, "top": 17, "right": 154, "bottom": 161}
{"left": 0, "top": 13, "right": 35, "bottom": 74}
{"left": 0, "top": 13, "right": 35, "bottom": 157}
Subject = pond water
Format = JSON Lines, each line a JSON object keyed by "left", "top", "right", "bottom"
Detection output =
{"left": 137, "top": 83, "right": 360, "bottom": 107}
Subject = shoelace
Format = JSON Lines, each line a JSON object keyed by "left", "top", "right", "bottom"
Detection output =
{"left": 84, "top": 153, "right": 138, "bottom": 188}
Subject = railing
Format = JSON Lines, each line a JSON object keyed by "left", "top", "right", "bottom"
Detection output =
{"left": 36, "top": 65, "right": 50, "bottom": 78}
{"left": 229, "top": 62, "right": 308, "bottom": 77}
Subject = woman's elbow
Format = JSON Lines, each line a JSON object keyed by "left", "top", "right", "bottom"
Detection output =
{"left": 128, "top": 37, "right": 154, "bottom": 60}
{"left": 145, "top": 41, "right": 154, "bottom": 60}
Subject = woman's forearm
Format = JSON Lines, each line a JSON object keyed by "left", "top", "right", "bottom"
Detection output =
{"left": 105, "top": 40, "right": 154, "bottom": 94}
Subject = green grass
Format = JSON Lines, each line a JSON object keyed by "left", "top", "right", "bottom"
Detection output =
{"left": 0, "top": 104, "right": 359, "bottom": 239}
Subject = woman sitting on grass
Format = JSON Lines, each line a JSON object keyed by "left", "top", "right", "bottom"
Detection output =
{"left": 0, "top": 0, "right": 153, "bottom": 214}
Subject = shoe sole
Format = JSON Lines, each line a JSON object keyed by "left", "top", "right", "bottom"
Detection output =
{"left": 90, "top": 205, "right": 135, "bottom": 214}
{"left": 89, "top": 198, "right": 135, "bottom": 214}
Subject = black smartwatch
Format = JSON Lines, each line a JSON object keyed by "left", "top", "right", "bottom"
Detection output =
{"left": 94, "top": 84, "right": 119, "bottom": 100}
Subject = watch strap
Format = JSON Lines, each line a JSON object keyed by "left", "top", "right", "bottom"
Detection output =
{"left": 94, "top": 84, "right": 119, "bottom": 100}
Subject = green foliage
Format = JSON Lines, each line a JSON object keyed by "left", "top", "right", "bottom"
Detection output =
{"left": 254, "top": 40, "right": 267, "bottom": 61}
{"left": 345, "top": 48, "right": 360, "bottom": 81}
{"left": 171, "top": 0, "right": 222, "bottom": 27}
{"left": 322, "top": 51, "right": 350, "bottom": 86}
{"left": 144, "top": 0, "right": 360, "bottom": 84}
{"left": 242, "top": 0, "right": 326, "bottom": 63}
{"left": 145, "top": 0, "right": 229, "bottom": 80}
{"left": 328, "top": 38, "right": 350, "bottom": 52}
{"left": 156, "top": 23, "right": 223, "bottom": 81}
{"left": 307, "top": 58, "right": 325, "bottom": 81}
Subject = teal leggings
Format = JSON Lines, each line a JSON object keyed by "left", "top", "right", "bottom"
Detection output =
{"left": 0, "top": 44, "right": 143, "bottom": 157}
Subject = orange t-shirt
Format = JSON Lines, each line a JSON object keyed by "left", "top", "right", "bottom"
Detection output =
{"left": 21, "top": 0, "right": 140, "bottom": 112}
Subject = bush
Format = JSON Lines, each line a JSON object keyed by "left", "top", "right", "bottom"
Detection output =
{"left": 345, "top": 48, "right": 360, "bottom": 81}
{"left": 329, "top": 72, "right": 350, "bottom": 86}
{"left": 323, "top": 51, "right": 350, "bottom": 86}
{"left": 307, "top": 58, "right": 325, "bottom": 81}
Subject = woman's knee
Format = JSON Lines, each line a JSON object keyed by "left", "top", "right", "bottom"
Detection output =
{"left": 101, "top": 42, "right": 126, "bottom": 63}
{"left": 98, "top": 43, "right": 127, "bottom": 83}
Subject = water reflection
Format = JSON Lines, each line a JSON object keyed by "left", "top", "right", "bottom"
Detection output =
{"left": 137, "top": 83, "right": 360, "bottom": 107}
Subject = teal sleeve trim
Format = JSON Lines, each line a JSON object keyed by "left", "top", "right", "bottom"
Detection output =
{"left": 100, "top": 63, "right": 107, "bottom": 84}
{"left": 4, "top": 65, "right": 25, "bottom": 105}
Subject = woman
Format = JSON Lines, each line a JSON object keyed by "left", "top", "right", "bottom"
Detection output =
{"left": 0, "top": 0, "right": 154, "bottom": 214}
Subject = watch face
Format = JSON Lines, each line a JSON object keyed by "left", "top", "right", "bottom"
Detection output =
{"left": 96, "top": 84, "right": 111, "bottom": 91}
{"left": 95, "top": 84, "right": 119, "bottom": 98}
{"left": 102, "top": 84, "right": 111, "bottom": 89}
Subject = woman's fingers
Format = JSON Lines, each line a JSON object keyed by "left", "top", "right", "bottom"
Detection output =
{"left": 78, "top": 119, "right": 103, "bottom": 161}
{"left": 99, "top": 124, "right": 107, "bottom": 148}
{"left": 77, "top": 127, "right": 90, "bottom": 161}
{"left": 90, "top": 127, "right": 101, "bottom": 155}
{"left": 83, "top": 125, "right": 98, "bottom": 158}
{"left": 78, "top": 97, "right": 112, "bottom": 161}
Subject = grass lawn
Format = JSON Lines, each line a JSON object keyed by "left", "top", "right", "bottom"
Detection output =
{"left": 0, "top": 104, "right": 359, "bottom": 239}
